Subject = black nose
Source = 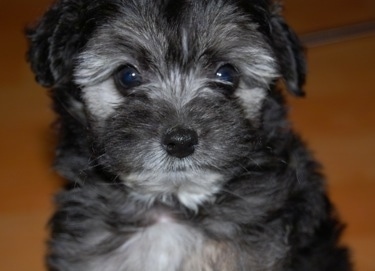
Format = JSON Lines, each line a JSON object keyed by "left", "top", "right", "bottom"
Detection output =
{"left": 162, "top": 126, "right": 198, "bottom": 159}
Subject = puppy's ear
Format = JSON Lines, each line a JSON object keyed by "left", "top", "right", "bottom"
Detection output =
{"left": 26, "top": 1, "right": 114, "bottom": 88}
{"left": 270, "top": 6, "right": 306, "bottom": 96}
{"left": 26, "top": 3, "right": 63, "bottom": 87}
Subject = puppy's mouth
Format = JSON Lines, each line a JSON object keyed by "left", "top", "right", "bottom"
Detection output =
{"left": 103, "top": 121, "right": 246, "bottom": 209}
{"left": 119, "top": 169, "right": 224, "bottom": 210}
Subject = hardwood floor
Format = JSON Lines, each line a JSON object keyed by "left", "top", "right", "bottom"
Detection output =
{"left": 0, "top": 1, "right": 374, "bottom": 270}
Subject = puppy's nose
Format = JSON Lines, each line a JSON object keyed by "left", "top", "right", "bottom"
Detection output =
{"left": 162, "top": 126, "right": 198, "bottom": 159}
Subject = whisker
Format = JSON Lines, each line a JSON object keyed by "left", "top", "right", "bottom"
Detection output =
{"left": 219, "top": 188, "right": 252, "bottom": 204}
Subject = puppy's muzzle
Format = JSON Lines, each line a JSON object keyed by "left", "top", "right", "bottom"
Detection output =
{"left": 162, "top": 126, "right": 199, "bottom": 159}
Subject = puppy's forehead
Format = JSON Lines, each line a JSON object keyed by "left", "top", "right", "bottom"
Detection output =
{"left": 75, "top": 0, "right": 274, "bottom": 86}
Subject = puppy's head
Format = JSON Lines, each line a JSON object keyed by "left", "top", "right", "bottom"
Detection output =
{"left": 28, "top": 0, "right": 305, "bottom": 209}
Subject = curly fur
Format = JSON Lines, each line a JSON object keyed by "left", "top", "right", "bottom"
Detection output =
{"left": 27, "top": 0, "right": 351, "bottom": 270}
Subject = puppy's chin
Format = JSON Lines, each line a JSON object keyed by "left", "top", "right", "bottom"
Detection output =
{"left": 121, "top": 170, "right": 224, "bottom": 211}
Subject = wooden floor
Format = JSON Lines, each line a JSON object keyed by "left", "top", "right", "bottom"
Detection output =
{"left": 0, "top": 1, "right": 374, "bottom": 270}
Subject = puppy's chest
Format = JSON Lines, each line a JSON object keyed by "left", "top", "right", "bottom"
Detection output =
{"left": 121, "top": 215, "right": 203, "bottom": 270}
{"left": 88, "top": 210, "right": 244, "bottom": 271}
{"left": 88, "top": 211, "right": 286, "bottom": 271}
{"left": 90, "top": 213, "right": 210, "bottom": 271}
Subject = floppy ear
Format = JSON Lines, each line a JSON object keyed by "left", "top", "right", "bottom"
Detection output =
{"left": 270, "top": 7, "right": 307, "bottom": 96}
{"left": 26, "top": 3, "right": 63, "bottom": 88}
{"left": 26, "top": 0, "right": 89, "bottom": 88}
{"left": 26, "top": 0, "right": 116, "bottom": 88}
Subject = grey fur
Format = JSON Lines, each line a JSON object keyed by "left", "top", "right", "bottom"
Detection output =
{"left": 74, "top": 1, "right": 278, "bottom": 210}
{"left": 26, "top": 0, "right": 351, "bottom": 270}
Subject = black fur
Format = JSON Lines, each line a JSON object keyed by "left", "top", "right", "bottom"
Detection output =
{"left": 27, "top": 0, "right": 351, "bottom": 270}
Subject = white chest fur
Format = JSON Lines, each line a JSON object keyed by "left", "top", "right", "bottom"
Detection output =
{"left": 90, "top": 215, "right": 204, "bottom": 271}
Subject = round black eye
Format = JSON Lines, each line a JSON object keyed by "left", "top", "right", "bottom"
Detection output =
{"left": 115, "top": 65, "right": 143, "bottom": 90}
{"left": 215, "top": 64, "right": 239, "bottom": 86}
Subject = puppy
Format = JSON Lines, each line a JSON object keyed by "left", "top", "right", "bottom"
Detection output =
{"left": 27, "top": 0, "right": 352, "bottom": 270}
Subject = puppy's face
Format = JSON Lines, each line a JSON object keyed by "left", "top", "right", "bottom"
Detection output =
{"left": 28, "top": 0, "right": 305, "bottom": 210}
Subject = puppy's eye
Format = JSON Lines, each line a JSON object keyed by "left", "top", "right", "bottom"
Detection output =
{"left": 114, "top": 65, "right": 143, "bottom": 91}
{"left": 215, "top": 64, "right": 239, "bottom": 87}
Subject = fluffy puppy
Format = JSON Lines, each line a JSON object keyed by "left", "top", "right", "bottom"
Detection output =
{"left": 27, "top": 0, "right": 352, "bottom": 270}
